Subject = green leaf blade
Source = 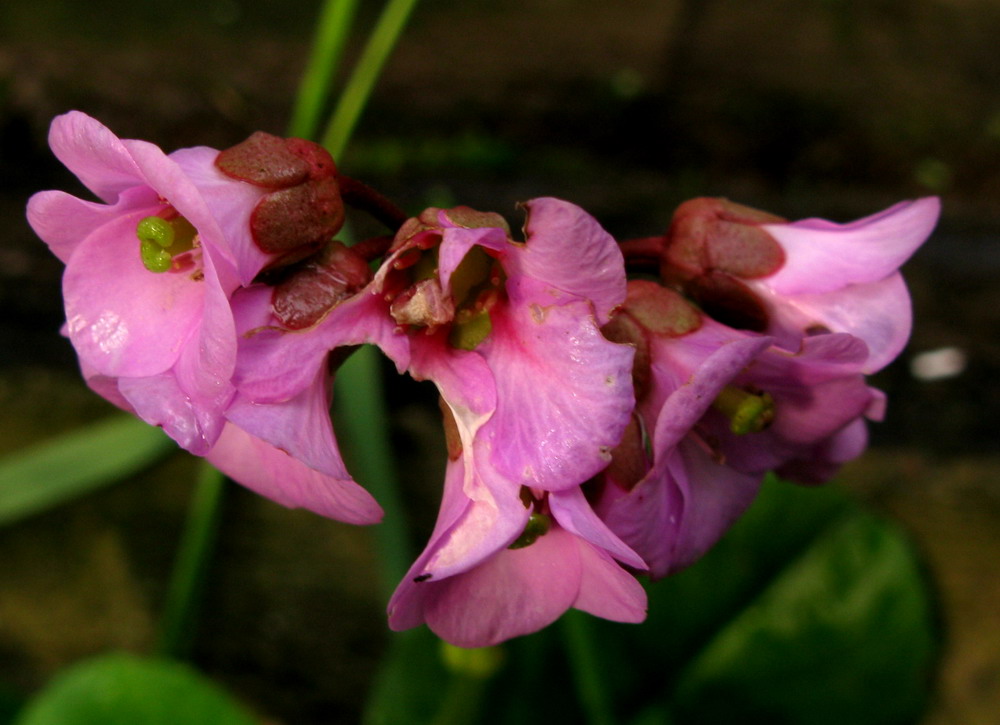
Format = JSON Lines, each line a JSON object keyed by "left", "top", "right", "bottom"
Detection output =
{"left": 0, "top": 415, "right": 174, "bottom": 526}
{"left": 670, "top": 510, "right": 937, "bottom": 725}
{"left": 13, "top": 653, "right": 257, "bottom": 725}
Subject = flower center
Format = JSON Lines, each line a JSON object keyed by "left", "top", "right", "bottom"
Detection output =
{"left": 387, "top": 241, "right": 504, "bottom": 350}
{"left": 136, "top": 211, "right": 198, "bottom": 274}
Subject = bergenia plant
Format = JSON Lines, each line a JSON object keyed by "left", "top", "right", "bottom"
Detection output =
{"left": 26, "top": 107, "right": 939, "bottom": 649}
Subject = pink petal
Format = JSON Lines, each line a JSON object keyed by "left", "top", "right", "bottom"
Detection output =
{"left": 206, "top": 423, "right": 382, "bottom": 525}
{"left": 572, "top": 538, "right": 647, "bottom": 623}
{"left": 173, "top": 251, "right": 238, "bottom": 403}
{"left": 760, "top": 273, "right": 913, "bottom": 374}
{"left": 760, "top": 198, "right": 939, "bottom": 295}
{"left": 63, "top": 212, "right": 204, "bottom": 378}
{"left": 226, "top": 369, "right": 351, "bottom": 481}
{"left": 47, "top": 111, "right": 144, "bottom": 202}
{"left": 118, "top": 371, "right": 227, "bottom": 454}
{"left": 26, "top": 186, "right": 159, "bottom": 264}
{"left": 120, "top": 139, "right": 232, "bottom": 268}
{"left": 549, "top": 486, "right": 646, "bottom": 569}
{"left": 513, "top": 198, "right": 626, "bottom": 325}
{"left": 666, "top": 439, "right": 762, "bottom": 572}
{"left": 170, "top": 146, "right": 271, "bottom": 285}
{"left": 420, "top": 527, "right": 582, "bottom": 647}
{"left": 235, "top": 289, "right": 409, "bottom": 403}
{"left": 480, "top": 295, "right": 635, "bottom": 491}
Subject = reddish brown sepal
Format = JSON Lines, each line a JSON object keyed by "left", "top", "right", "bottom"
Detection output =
{"left": 602, "top": 311, "right": 651, "bottom": 402}
{"left": 251, "top": 177, "right": 345, "bottom": 254}
{"left": 664, "top": 197, "right": 786, "bottom": 280}
{"left": 622, "top": 280, "right": 702, "bottom": 338}
{"left": 285, "top": 137, "right": 338, "bottom": 180}
{"left": 271, "top": 242, "right": 372, "bottom": 330}
{"left": 216, "top": 131, "right": 311, "bottom": 189}
{"left": 687, "top": 271, "right": 770, "bottom": 332}
{"left": 603, "top": 414, "right": 648, "bottom": 491}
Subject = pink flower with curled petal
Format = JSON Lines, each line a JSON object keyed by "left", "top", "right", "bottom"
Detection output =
{"left": 388, "top": 447, "right": 646, "bottom": 647}
{"left": 26, "top": 111, "right": 381, "bottom": 525}
{"left": 596, "top": 280, "right": 885, "bottom": 577}
{"left": 231, "top": 198, "right": 636, "bottom": 571}
{"left": 26, "top": 111, "right": 254, "bottom": 452}
{"left": 660, "top": 197, "right": 940, "bottom": 373}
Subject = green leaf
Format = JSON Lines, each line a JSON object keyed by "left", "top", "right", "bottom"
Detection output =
{"left": 669, "top": 509, "right": 936, "bottom": 724}
{"left": 13, "top": 653, "right": 257, "bottom": 725}
{"left": 0, "top": 415, "right": 174, "bottom": 526}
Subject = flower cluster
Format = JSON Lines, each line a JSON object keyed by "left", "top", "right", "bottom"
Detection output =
{"left": 27, "top": 113, "right": 939, "bottom": 647}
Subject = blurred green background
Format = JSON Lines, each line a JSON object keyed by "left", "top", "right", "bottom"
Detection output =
{"left": 0, "top": 0, "right": 998, "bottom": 723}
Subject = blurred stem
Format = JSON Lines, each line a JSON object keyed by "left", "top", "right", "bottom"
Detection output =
{"left": 288, "top": 0, "right": 360, "bottom": 139}
{"left": 429, "top": 674, "right": 488, "bottom": 725}
{"left": 562, "top": 610, "right": 617, "bottom": 725}
{"left": 321, "top": 0, "right": 421, "bottom": 157}
{"left": 334, "top": 346, "right": 411, "bottom": 599}
{"left": 155, "top": 462, "right": 227, "bottom": 660}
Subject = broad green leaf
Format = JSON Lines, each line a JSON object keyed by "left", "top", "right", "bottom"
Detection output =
{"left": 0, "top": 415, "right": 174, "bottom": 526}
{"left": 13, "top": 653, "right": 257, "bottom": 725}
{"left": 669, "top": 510, "right": 935, "bottom": 724}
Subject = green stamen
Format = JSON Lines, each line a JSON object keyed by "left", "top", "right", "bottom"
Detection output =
{"left": 136, "top": 216, "right": 175, "bottom": 248}
{"left": 509, "top": 512, "right": 551, "bottom": 549}
{"left": 137, "top": 215, "right": 198, "bottom": 273}
{"left": 140, "top": 239, "right": 173, "bottom": 273}
{"left": 712, "top": 386, "right": 775, "bottom": 435}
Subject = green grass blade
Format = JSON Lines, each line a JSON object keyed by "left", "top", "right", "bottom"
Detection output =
{"left": 0, "top": 415, "right": 174, "bottom": 526}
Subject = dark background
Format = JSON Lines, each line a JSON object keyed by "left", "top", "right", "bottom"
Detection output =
{"left": 1, "top": 1, "right": 998, "bottom": 722}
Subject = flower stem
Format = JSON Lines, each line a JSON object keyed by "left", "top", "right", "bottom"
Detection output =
{"left": 155, "top": 462, "right": 227, "bottom": 659}
{"left": 561, "top": 610, "right": 617, "bottom": 725}
{"left": 288, "top": 0, "right": 361, "bottom": 140}
{"left": 321, "top": 0, "right": 421, "bottom": 158}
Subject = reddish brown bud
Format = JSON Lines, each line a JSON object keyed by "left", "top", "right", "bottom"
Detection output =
{"left": 271, "top": 242, "right": 372, "bottom": 330}
{"left": 622, "top": 280, "right": 702, "bottom": 338}
{"left": 663, "top": 197, "right": 786, "bottom": 280}
{"left": 216, "top": 131, "right": 311, "bottom": 189}
{"left": 251, "top": 176, "right": 345, "bottom": 255}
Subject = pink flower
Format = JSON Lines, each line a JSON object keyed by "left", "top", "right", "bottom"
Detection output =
{"left": 597, "top": 280, "right": 884, "bottom": 577}
{"left": 661, "top": 197, "right": 940, "bottom": 372}
{"left": 26, "top": 111, "right": 253, "bottom": 453}
{"left": 26, "top": 112, "right": 381, "bottom": 525}
{"left": 387, "top": 450, "right": 646, "bottom": 647}
{"left": 231, "top": 198, "right": 637, "bottom": 569}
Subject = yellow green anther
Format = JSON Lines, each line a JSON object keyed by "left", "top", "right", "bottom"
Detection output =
{"left": 712, "top": 386, "right": 776, "bottom": 435}
{"left": 509, "top": 512, "right": 551, "bottom": 549}
{"left": 140, "top": 239, "right": 173, "bottom": 273}
{"left": 136, "top": 215, "right": 175, "bottom": 249}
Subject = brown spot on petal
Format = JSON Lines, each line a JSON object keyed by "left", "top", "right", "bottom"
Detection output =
{"left": 216, "top": 131, "right": 311, "bottom": 189}
{"left": 438, "top": 397, "right": 463, "bottom": 461}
